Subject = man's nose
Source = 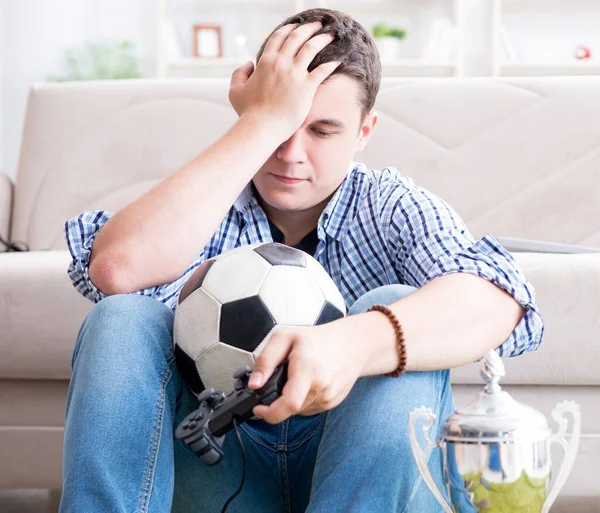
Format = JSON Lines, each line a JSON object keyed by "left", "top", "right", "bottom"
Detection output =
{"left": 276, "top": 132, "right": 307, "bottom": 164}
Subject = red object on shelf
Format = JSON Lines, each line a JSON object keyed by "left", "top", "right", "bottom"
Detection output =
{"left": 575, "top": 45, "right": 592, "bottom": 60}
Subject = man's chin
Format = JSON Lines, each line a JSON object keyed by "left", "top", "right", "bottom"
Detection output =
{"left": 260, "top": 197, "right": 305, "bottom": 213}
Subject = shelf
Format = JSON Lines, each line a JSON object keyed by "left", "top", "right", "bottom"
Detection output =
{"left": 500, "top": 61, "right": 600, "bottom": 76}
{"left": 171, "top": 0, "right": 301, "bottom": 7}
{"left": 165, "top": 58, "right": 458, "bottom": 78}
{"left": 327, "top": 0, "right": 454, "bottom": 9}
{"left": 501, "top": 0, "right": 599, "bottom": 8}
{"left": 168, "top": 58, "right": 247, "bottom": 68}
{"left": 382, "top": 61, "right": 457, "bottom": 77}
{"left": 501, "top": 61, "right": 600, "bottom": 67}
{"left": 156, "top": 0, "right": 600, "bottom": 79}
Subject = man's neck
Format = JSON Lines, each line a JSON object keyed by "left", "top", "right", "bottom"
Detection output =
{"left": 258, "top": 196, "right": 327, "bottom": 246}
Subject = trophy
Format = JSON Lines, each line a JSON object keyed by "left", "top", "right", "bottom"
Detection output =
{"left": 408, "top": 350, "right": 581, "bottom": 513}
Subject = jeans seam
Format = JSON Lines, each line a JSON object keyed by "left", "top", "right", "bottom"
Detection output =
{"left": 239, "top": 425, "right": 280, "bottom": 452}
{"left": 136, "top": 361, "right": 173, "bottom": 513}
{"left": 286, "top": 414, "right": 326, "bottom": 452}
{"left": 400, "top": 371, "right": 444, "bottom": 513}
{"left": 308, "top": 411, "right": 330, "bottom": 503}
{"left": 280, "top": 451, "right": 291, "bottom": 513}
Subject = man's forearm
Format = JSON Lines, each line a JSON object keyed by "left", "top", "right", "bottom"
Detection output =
{"left": 343, "top": 273, "right": 526, "bottom": 377}
{"left": 90, "top": 113, "right": 282, "bottom": 295}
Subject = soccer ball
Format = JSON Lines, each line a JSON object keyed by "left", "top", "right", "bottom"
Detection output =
{"left": 173, "top": 242, "right": 346, "bottom": 396}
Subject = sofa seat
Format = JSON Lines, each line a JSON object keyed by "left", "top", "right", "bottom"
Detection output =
{"left": 2, "top": 250, "right": 600, "bottom": 383}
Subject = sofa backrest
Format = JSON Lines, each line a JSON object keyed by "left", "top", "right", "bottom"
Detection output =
{"left": 11, "top": 76, "right": 600, "bottom": 251}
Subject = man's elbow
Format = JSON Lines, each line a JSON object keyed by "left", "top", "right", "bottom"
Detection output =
{"left": 89, "top": 252, "right": 133, "bottom": 296}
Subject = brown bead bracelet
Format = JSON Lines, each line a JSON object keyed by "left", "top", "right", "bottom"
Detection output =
{"left": 367, "top": 304, "right": 407, "bottom": 378}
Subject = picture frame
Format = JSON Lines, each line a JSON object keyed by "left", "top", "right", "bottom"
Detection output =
{"left": 193, "top": 24, "right": 222, "bottom": 59}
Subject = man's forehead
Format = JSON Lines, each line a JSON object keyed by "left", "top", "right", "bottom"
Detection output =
{"left": 307, "top": 74, "right": 362, "bottom": 125}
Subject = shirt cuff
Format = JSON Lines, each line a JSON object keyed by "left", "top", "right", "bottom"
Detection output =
{"left": 426, "top": 233, "right": 545, "bottom": 357}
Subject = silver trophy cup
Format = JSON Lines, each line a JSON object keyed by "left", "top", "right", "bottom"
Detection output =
{"left": 408, "top": 350, "right": 581, "bottom": 513}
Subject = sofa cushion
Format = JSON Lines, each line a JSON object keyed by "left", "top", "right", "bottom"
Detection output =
{"left": 0, "top": 251, "right": 92, "bottom": 379}
{"left": 1, "top": 250, "right": 599, "bottom": 384}
{"left": 451, "top": 251, "right": 600, "bottom": 385}
{"left": 10, "top": 77, "right": 600, "bottom": 251}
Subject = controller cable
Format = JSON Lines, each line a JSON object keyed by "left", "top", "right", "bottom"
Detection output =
{"left": 0, "top": 232, "right": 29, "bottom": 252}
{"left": 221, "top": 417, "right": 247, "bottom": 513}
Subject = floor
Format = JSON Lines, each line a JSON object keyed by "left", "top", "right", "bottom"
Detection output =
{"left": 0, "top": 490, "right": 599, "bottom": 512}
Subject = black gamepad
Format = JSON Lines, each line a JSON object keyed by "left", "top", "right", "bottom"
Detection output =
{"left": 175, "top": 363, "right": 288, "bottom": 465}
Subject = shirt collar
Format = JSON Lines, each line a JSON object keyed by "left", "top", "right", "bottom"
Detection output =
{"left": 233, "top": 160, "right": 361, "bottom": 242}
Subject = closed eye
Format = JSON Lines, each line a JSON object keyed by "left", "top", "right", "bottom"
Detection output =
{"left": 312, "top": 128, "right": 335, "bottom": 138}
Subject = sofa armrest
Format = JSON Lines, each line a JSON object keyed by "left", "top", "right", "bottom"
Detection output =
{"left": 451, "top": 251, "right": 600, "bottom": 386}
{"left": 0, "top": 251, "right": 93, "bottom": 379}
{"left": 0, "top": 171, "right": 13, "bottom": 238}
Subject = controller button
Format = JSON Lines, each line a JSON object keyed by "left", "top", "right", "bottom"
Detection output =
{"left": 188, "top": 421, "right": 198, "bottom": 430}
{"left": 182, "top": 422, "right": 190, "bottom": 430}
{"left": 233, "top": 366, "right": 251, "bottom": 379}
{"left": 190, "top": 437, "right": 209, "bottom": 453}
{"left": 202, "top": 448, "right": 221, "bottom": 466}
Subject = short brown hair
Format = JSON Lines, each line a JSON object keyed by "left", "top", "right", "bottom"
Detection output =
{"left": 256, "top": 8, "right": 381, "bottom": 121}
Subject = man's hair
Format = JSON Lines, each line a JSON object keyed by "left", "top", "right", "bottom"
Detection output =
{"left": 256, "top": 8, "right": 382, "bottom": 121}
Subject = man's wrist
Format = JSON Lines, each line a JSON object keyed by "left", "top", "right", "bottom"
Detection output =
{"left": 237, "top": 111, "right": 293, "bottom": 147}
{"left": 336, "top": 312, "right": 400, "bottom": 378}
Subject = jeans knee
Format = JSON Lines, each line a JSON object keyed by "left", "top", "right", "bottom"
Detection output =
{"left": 348, "top": 284, "right": 417, "bottom": 315}
{"left": 74, "top": 294, "right": 175, "bottom": 368}
{"left": 349, "top": 370, "right": 451, "bottom": 437}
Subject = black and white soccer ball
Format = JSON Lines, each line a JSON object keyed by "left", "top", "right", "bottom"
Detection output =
{"left": 174, "top": 242, "right": 346, "bottom": 396}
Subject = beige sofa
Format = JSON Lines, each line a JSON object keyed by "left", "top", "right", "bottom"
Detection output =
{"left": 1, "top": 77, "right": 599, "bottom": 507}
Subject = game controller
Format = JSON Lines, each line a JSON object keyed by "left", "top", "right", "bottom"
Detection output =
{"left": 175, "top": 363, "right": 288, "bottom": 465}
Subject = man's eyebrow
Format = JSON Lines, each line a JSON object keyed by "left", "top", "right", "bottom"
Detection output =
{"left": 310, "top": 119, "right": 345, "bottom": 129}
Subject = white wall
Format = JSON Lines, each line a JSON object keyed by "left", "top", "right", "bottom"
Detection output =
{"left": 0, "top": 0, "right": 157, "bottom": 182}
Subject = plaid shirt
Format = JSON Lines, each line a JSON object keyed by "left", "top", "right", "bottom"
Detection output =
{"left": 64, "top": 162, "right": 544, "bottom": 357}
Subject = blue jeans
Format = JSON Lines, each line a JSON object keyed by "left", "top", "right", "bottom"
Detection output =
{"left": 59, "top": 284, "right": 454, "bottom": 513}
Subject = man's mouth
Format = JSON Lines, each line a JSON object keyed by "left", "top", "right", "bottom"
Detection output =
{"left": 270, "top": 174, "right": 307, "bottom": 185}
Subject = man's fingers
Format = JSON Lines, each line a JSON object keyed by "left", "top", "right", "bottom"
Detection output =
{"left": 230, "top": 60, "right": 254, "bottom": 88}
{"left": 262, "top": 23, "right": 299, "bottom": 57}
{"left": 309, "top": 60, "right": 342, "bottom": 87}
{"left": 254, "top": 352, "right": 313, "bottom": 424}
{"left": 295, "top": 32, "right": 335, "bottom": 70}
{"left": 249, "top": 330, "right": 292, "bottom": 389}
{"left": 279, "top": 21, "right": 324, "bottom": 60}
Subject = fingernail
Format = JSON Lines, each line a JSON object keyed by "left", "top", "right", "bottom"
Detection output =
{"left": 249, "top": 372, "right": 263, "bottom": 388}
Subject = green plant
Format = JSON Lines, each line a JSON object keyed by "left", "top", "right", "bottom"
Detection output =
{"left": 372, "top": 22, "right": 407, "bottom": 40}
{"left": 48, "top": 40, "right": 141, "bottom": 82}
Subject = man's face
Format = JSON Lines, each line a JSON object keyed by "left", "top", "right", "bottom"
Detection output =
{"left": 253, "top": 74, "right": 377, "bottom": 213}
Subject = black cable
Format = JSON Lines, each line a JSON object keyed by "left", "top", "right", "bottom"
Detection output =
{"left": 221, "top": 417, "right": 246, "bottom": 513}
{"left": 0, "top": 232, "right": 29, "bottom": 252}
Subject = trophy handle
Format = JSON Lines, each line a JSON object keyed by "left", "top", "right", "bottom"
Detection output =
{"left": 408, "top": 406, "right": 454, "bottom": 513}
{"left": 542, "top": 400, "right": 582, "bottom": 513}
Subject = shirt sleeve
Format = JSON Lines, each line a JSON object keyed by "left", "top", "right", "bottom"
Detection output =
{"left": 387, "top": 181, "right": 545, "bottom": 358}
{"left": 63, "top": 210, "right": 203, "bottom": 311}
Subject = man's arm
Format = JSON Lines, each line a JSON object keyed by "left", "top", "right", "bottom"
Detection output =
{"left": 346, "top": 273, "right": 526, "bottom": 376}
{"left": 89, "top": 115, "right": 280, "bottom": 296}
{"left": 356, "top": 175, "right": 542, "bottom": 374}
{"left": 89, "top": 21, "right": 340, "bottom": 296}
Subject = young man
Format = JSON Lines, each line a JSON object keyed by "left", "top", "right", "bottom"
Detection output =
{"left": 61, "top": 8, "right": 543, "bottom": 513}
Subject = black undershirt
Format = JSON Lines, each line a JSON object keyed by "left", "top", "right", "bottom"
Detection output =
{"left": 268, "top": 220, "right": 319, "bottom": 257}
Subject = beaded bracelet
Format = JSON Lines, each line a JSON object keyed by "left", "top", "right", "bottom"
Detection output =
{"left": 367, "top": 304, "right": 407, "bottom": 378}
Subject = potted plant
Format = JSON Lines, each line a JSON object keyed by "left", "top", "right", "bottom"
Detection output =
{"left": 372, "top": 22, "right": 408, "bottom": 61}
{"left": 48, "top": 40, "right": 141, "bottom": 82}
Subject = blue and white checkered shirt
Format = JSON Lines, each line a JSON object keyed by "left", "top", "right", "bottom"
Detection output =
{"left": 64, "top": 162, "right": 544, "bottom": 357}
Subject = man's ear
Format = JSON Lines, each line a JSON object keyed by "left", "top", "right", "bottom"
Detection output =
{"left": 356, "top": 111, "right": 378, "bottom": 152}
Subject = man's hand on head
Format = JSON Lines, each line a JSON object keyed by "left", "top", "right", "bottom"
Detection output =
{"left": 228, "top": 21, "right": 341, "bottom": 142}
